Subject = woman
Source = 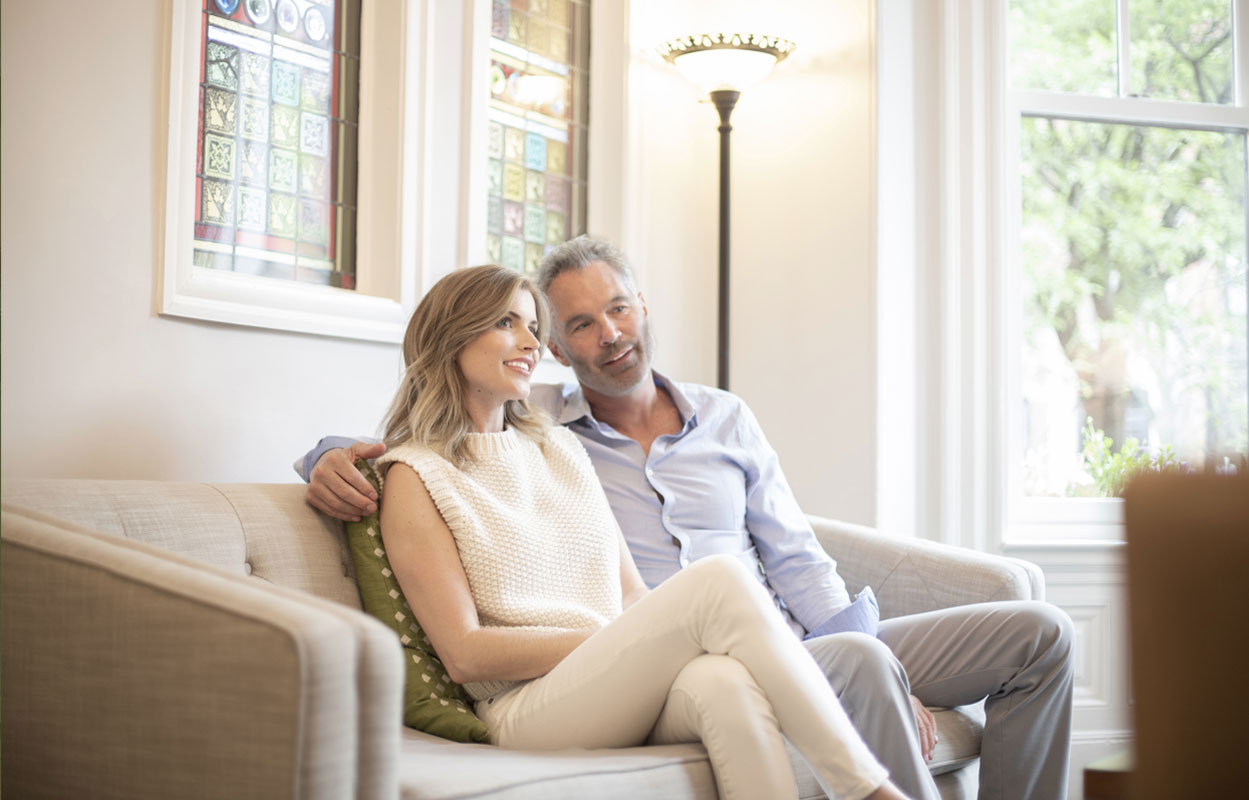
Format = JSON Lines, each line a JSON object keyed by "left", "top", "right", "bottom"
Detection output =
{"left": 375, "top": 264, "right": 910, "bottom": 800}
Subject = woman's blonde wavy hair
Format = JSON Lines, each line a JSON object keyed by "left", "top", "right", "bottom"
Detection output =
{"left": 381, "top": 265, "right": 552, "bottom": 467}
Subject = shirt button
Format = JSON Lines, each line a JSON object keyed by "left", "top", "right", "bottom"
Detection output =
{"left": 645, "top": 467, "right": 654, "bottom": 476}
{"left": 680, "top": 557, "right": 689, "bottom": 567}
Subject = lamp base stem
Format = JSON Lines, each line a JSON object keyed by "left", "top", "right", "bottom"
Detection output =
{"left": 709, "top": 90, "right": 739, "bottom": 391}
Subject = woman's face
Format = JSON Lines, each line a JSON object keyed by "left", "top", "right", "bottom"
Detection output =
{"left": 456, "top": 288, "right": 541, "bottom": 413}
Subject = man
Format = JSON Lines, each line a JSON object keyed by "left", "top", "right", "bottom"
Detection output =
{"left": 301, "top": 237, "right": 1074, "bottom": 800}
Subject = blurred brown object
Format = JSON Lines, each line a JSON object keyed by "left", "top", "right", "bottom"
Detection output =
{"left": 1083, "top": 751, "right": 1133, "bottom": 800}
{"left": 1124, "top": 472, "right": 1249, "bottom": 800}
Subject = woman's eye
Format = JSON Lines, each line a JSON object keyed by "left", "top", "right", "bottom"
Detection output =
{"left": 498, "top": 318, "right": 511, "bottom": 328}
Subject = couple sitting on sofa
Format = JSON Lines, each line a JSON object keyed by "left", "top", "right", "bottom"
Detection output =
{"left": 300, "top": 236, "right": 1074, "bottom": 800}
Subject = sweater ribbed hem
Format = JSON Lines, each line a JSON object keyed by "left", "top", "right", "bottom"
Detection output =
{"left": 465, "top": 677, "right": 523, "bottom": 702}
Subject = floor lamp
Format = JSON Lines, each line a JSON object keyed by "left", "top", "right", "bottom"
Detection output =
{"left": 660, "top": 34, "right": 795, "bottom": 390}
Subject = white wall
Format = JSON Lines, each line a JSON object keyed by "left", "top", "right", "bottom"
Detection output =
{"left": 0, "top": 2, "right": 405, "bottom": 482}
{"left": 2, "top": 0, "right": 880, "bottom": 527}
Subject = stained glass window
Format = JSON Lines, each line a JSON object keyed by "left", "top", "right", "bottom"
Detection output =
{"left": 486, "top": 0, "right": 589, "bottom": 277}
{"left": 194, "top": 0, "right": 360, "bottom": 289}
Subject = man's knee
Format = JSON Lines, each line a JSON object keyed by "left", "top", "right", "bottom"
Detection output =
{"left": 1015, "top": 601, "right": 1075, "bottom": 670}
{"left": 805, "top": 631, "right": 908, "bottom": 696}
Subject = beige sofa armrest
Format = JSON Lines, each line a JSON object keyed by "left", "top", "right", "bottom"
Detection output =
{"left": 1, "top": 505, "right": 402, "bottom": 800}
{"left": 807, "top": 515, "right": 1045, "bottom": 620}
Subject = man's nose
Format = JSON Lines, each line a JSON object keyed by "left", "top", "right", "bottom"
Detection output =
{"left": 599, "top": 318, "right": 621, "bottom": 345}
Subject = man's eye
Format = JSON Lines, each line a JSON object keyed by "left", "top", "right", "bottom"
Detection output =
{"left": 613, "top": 305, "right": 627, "bottom": 313}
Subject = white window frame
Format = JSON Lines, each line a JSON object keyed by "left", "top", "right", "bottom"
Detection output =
{"left": 159, "top": 0, "right": 429, "bottom": 343}
{"left": 1003, "top": 0, "right": 1249, "bottom": 543}
{"left": 876, "top": 0, "right": 1248, "bottom": 550}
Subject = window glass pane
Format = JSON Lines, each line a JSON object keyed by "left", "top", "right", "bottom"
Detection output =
{"left": 1019, "top": 119, "right": 1248, "bottom": 496}
{"left": 1010, "top": 0, "right": 1118, "bottom": 95}
{"left": 1128, "top": 0, "right": 1233, "bottom": 104}
{"left": 194, "top": 0, "right": 360, "bottom": 289}
{"left": 487, "top": 0, "right": 589, "bottom": 277}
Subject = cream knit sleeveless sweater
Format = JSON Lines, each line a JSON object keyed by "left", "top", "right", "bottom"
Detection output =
{"left": 377, "top": 426, "right": 623, "bottom": 701}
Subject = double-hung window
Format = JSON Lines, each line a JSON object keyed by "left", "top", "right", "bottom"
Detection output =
{"left": 1006, "top": 0, "right": 1248, "bottom": 540}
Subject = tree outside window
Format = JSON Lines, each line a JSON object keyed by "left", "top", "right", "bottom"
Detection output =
{"left": 1010, "top": 0, "right": 1247, "bottom": 499}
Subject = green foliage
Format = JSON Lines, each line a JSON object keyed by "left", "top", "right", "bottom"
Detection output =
{"left": 1012, "top": 0, "right": 1247, "bottom": 476}
{"left": 1070, "top": 417, "right": 1189, "bottom": 497}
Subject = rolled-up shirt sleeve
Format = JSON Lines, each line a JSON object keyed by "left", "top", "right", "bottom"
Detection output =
{"left": 736, "top": 401, "right": 862, "bottom": 636}
{"left": 293, "top": 435, "right": 372, "bottom": 482}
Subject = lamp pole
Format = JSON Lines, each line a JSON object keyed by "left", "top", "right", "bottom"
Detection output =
{"left": 659, "top": 34, "right": 794, "bottom": 391}
{"left": 710, "top": 89, "right": 739, "bottom": 391}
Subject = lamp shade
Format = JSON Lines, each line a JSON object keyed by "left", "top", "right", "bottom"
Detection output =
{"left": 660, "top": 33, "right": 795, "bottom": 94}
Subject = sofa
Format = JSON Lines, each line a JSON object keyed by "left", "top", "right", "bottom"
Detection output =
{"left": 1, "top": 479, "right": 1044, "bottom": 799}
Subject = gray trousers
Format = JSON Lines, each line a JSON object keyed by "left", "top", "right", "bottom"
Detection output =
{"left": 803, "top": 600, "right": 1074, "bottom": 800}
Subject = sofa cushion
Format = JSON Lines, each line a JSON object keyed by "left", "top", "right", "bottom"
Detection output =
{"left": 345, "top": 460, "right": 489, "bottom": 743}
{"left": 396, "top": 730, "right": 718, "bottom": 800}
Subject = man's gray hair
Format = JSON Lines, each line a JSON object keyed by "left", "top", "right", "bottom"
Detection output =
{"left": 536, "top": 235, "right": 639, "bottom": 295}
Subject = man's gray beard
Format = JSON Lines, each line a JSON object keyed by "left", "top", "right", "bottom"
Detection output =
{"left": 569, "top": 320, "right": 658, "bottom": 398}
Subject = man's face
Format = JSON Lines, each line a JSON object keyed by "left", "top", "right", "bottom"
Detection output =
{"left": 545, "top": 260, "right": 654, "bottom": 397}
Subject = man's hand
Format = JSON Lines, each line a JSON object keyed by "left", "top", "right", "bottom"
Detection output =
{"left": 306, "top": 442, "right": 387, "bottom": 521}
{"left": 909, "top": 694, "right": 938, "bottom": 762}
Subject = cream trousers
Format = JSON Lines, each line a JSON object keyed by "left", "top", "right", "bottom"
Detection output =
{"left": 476, "top": 555, "right": 890, "bottom": 800}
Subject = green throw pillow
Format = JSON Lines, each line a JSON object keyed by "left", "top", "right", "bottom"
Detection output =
{"left": 345, "top": 459, "right": 490, "bottom": 743}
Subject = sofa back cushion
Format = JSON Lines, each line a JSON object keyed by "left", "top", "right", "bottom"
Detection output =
{"left": 0, "top": 480, "right": 362, "bottom": 609}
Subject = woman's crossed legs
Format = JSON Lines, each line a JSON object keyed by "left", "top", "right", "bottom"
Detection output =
{"left": 478, "top": 555, "right": 891, "bottom": 800}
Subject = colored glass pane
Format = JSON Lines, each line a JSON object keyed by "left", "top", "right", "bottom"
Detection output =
{"left": 238, "top": 186, "right": 268, "bottom": 231}
{"left": 269, "top": 148, "right": 298, "bottom": 192}
{"left": 546, "top": 139, "right": 566, "bottom": 174}
{"left": 487, "top": 158, "right": 504, "bottom": 196}
{"left": 203, "top": 133, "right": 237, "bottom": 180}
{"left": 545, "top": 210, "right": 565, "bottom": 245}
{"left": 502, "top": 236, "right": 525, "bottom": 271}
{"left": 486, "top": 0, "right": 588, "bottom": 274}
{"left": 240, "top": 51, "right": 271, "bottom": 97}
{"left": 487, "top": 196, "right": 504, "bottom": 234}
{"left": 524, "top": 133, "right": 547, "bottom": 170}
{"left": 193, "top": 0, "right": 360, "bottom": 288}
{"left": 503, "top": 201, "right": 524, "bottom": 237}
{"left": 488, "top": 121, "right": 504, "bottom": 158}
{"left": 525, "top": 243, "right": 545, "bottom": 274}
{"left": 525, "top": 170, "right": 545, "bottom": 203}
{"left": 204, "top": 87, "right": 238, "bottom": 135}
{"left": 502, "top": 163, "right": 526, "bottom": 202}
{"left": 545, "top": 175, "right": 568, "bottom": 212}
{"left": 504, "top": 127, "right": 526, "bottom": 162}
{"left": 523, "top": 205, "right": 546, "bottom": 243}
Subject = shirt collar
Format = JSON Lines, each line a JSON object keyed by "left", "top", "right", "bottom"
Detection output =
{"left": 555, "top": 370, "right": 697, "bottom": 430}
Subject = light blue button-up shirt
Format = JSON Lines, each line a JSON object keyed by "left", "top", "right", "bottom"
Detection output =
{"left": 527, "top": 373, "right": 855, "bottom": 638}
{"left": 301, "top": 372, "right": 865, "bottom": 639}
